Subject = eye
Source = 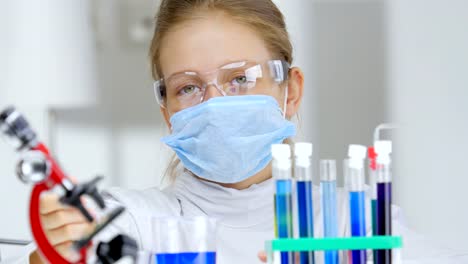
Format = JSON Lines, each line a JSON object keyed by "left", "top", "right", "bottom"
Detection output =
{"left": 178, "top": 85, "right": 200, "bottom": 96}
{"left": 232, "top": 76, "right": 247, "bottom": 85}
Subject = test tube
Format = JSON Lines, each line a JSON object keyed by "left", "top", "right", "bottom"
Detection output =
{"left": 320, "top": 160, "right": 339, "bottom": 264}
{"left": 368, "top": 146, "right": 378, "bottom": 264}
{"left": 346, "top": 145, "right": 367, "bottom": 264}
{"left": 294, "top": 143, "right": 315, "bottom": 264}
{"left": 375, "top": 141, "right": 393, "bottom": 264}
{"left": 272, "top": 144, "right": 295, "bottom": 264}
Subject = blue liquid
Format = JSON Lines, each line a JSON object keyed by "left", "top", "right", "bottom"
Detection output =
{"left": 371, "top": 199, "right": 377, "bottom": 235}
{"left": 321, "top": 181, "right": 338, "bottom": 264}
{"left": 155, "top": 252, "right": 216, "bottom": 264}
{"left": 376, "top": 182, "right": 392, "bottom": 264}
{"left": 297, "top": 181, "right": 315, "bottom": 264}
{"left": 276, "top": 179, "right": 294, "bottom": 264}
{"left": 349, "top": 191, "right": 367, "bottom": 264}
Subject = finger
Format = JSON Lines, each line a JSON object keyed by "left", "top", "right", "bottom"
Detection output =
{"left": 69, "top": 176, "right": 78, "bottom": 184}
{"left": 41, "top": 208, "right": 88, "bottom": 230}
{"left": 80, "top": 196, "right": 97, "bottom": 220}
{"left": 55, "top": 241, "right": 80, "bottom": 262}
{"left": 29, "top": 251, "right": 45, "bottom": 264}
{"left": 40, "top": 193, "right": 69, "bottom": 214}
{"left": 258, "top": 251, "right": 267, "bottom": 262}
{"left": 46, "top": 222, "right": 94, "bottom": 246}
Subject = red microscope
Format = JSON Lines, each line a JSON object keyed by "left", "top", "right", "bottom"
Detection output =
{"left": 0, "top": 107, "right": 138, "bottom": 264}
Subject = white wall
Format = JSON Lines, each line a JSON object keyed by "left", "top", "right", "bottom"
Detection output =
{"left": 387, "top": 0, "right": 468, "bottom": 251}
{"left": 311, "top": 0, "right": 387, "bottom": 184}
{"left": 0, "top": 0, "right": 98, "bottom": 242}
{"left": 54, "top": 0, "right": 169, "bottom": 190}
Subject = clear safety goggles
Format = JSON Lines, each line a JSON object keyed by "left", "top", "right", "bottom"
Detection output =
{"left": 153, "top": 59, "right": 290, "bottom": 111}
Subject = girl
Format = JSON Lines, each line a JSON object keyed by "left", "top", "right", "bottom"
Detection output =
{"left": 24, "top": 0, "right": 458, "bottom": 263}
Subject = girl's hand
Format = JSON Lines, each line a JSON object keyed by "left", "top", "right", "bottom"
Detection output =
{"left": 29, "top": 193, "right": 95, "bottom": 264}
{"left": 257, "top": 250, "right": 301, "bottom": 263}
{"left": 258, "top": 251, "right": 268, "bottom": 262}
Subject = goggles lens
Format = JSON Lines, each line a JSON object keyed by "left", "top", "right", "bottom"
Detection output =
{"left": 153, "top": 60, "right": 290, "bottom": 111}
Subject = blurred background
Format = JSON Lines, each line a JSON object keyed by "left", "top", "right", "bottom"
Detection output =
{"left": 0, "top": 0, "right": 467, "bottom": 259}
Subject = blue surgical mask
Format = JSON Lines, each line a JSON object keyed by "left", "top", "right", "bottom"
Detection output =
{"left": 161, "top": 95, "right": 296, "bottom": 184}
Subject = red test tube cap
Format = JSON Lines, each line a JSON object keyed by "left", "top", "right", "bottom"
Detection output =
{"left": 368, "top": 146, "right": 377, "bottom": 170}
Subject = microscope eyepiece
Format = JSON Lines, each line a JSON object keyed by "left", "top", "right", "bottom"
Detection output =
{"left": 0, "top": 107, "right": 37, "bottom": 150}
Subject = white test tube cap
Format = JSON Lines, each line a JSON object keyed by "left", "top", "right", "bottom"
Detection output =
{"left": 271, "top": 144, "right": 291, "bottom": 159}
{"left": 374, "top": 140, "right": 392, "bottom": 155}
{"left": 375, "top": 140, "right": 392, "bottom": 165}
{"left": 348, "top": 144, "right": 367, "bottom": 159}
{"left": 294, "top": 142, "right": 313, "bottom": 157}
{"left": 294, "top": 142, "right": 313, "bottom": 168}
{"left": 348, "top": 144, "right": 367, "bottom": 169}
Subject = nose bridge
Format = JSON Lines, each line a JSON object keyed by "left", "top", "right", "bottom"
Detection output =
{"left": 203, "top": 84, "right": 224, "bottom": 101}
{"left": 202, "top": 75, "right": 225, "bottom": 102}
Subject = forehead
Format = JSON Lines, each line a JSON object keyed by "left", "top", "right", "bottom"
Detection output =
{"left": 159, "top": 12, "right": 273, "bottom": 78}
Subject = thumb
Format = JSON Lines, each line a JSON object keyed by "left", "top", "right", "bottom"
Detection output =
{"left": 258, "top": 251, "right": 267, "bottom": 263}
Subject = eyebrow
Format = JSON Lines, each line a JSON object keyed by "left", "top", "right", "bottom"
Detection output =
{"left": 165, "top": 59, "right": 261, "bottom": 79}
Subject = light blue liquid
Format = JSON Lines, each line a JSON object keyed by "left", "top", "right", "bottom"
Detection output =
{"left": 155, "top": 252, "right": 216, "bottom": 264}
{"left": 276, "top": 179, "right": 294, "bottom": 264}
{"left": 321, "top": 181, "right": 338, "bottom": 264}
{"left": 297, "top": 181, "right": 315, "bottom": 264}
{"left": 349, "top": 191, "right": 367, "bottom": 264}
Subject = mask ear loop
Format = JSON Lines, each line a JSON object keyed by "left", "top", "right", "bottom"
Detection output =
{"left": 282, "top": 85, "right": 289, "bottom": 118}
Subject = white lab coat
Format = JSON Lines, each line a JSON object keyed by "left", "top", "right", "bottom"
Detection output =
{"left": 5, "top": 170, "right": 468, "bottom": 263}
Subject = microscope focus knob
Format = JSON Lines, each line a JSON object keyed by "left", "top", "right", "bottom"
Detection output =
{"left": 16, "top": 151, "right": 50, "bottom": 184}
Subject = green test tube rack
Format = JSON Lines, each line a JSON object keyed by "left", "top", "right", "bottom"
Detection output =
{"left": 265, "top": 236, "right": 403, "bottom": 264}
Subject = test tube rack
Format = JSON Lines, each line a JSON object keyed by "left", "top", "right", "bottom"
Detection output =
{"left": 265, "top": 236, "right": 402, "bottom": 264}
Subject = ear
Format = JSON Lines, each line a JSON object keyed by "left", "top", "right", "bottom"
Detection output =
{"left": 285, "top": 67, "right": 304, "bottom": 118}
{"left": 161, "top": 106, "right": 172, "bottom": 130}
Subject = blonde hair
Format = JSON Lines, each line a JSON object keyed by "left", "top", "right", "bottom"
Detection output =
{"left": 149, "top": 0, "right": 294, "bottom": 182}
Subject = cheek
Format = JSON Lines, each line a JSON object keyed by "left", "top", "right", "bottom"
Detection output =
{"left": 270, "top": 85, "right": 287, "bottom": 103}
{"left": 250, "top": 85, "right": 285, "bottom": 106}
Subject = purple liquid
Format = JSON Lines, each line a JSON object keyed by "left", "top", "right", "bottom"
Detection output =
{"left": 376, "top": 182, "right": 392, "bottom": 264}
{"left": 155, "top": 252, "right": 216, "bottom": 264}
{"left": 372, "top": 199, "right": 377, "bottom": 264}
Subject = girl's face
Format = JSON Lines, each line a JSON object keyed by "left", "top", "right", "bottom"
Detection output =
{"left": 159, "top": 11, "right": 304, "bottom": 127}
{"left": 158, "top": 11, "right": 304, "bottom": 188}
